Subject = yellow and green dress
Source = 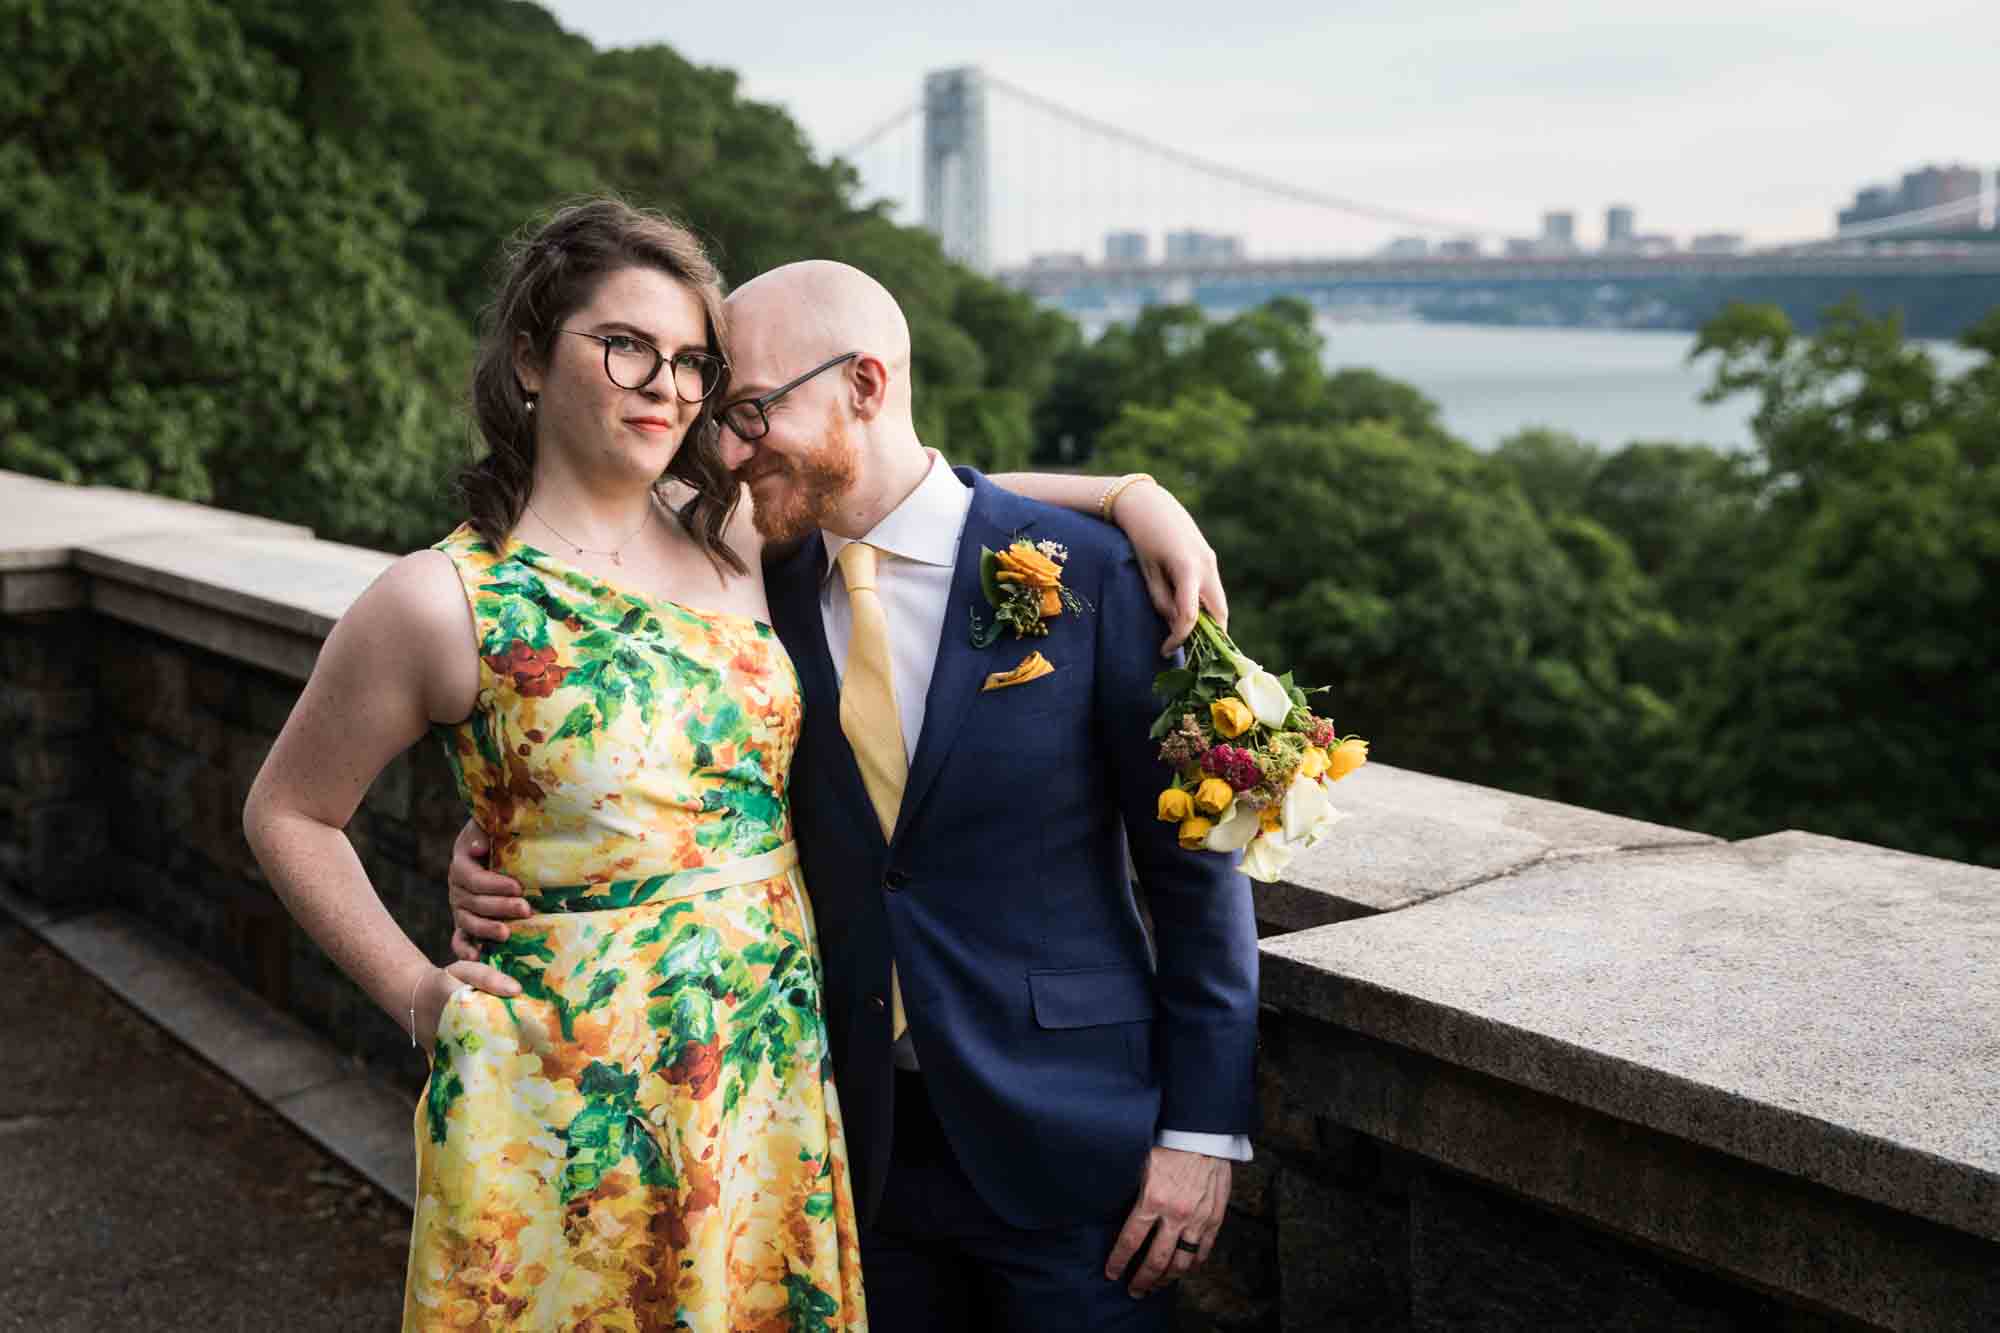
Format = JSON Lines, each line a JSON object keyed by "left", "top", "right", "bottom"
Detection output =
{"left": 409, "top": 526, "right": 866, "bottom": 1332}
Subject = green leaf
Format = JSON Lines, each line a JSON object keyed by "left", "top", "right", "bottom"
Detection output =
{"left": 979, "top": 546, "right": 1003, "bottom": 607}
{"left": 1152, "top": 667, "right": 1195, "bottom": 698}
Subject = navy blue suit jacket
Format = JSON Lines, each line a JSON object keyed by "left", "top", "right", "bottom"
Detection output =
{"left": 765, "top": 468, "right": 1259, "bottom": 1230}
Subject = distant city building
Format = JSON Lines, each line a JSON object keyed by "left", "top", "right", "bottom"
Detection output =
{"left": 1027, "top": 252, "right": 1089, "bottom": 269}
{"left": 1163, "top": 229, "right": 1243, "bottom": 262}
{"left": 1839, "top": 164, "right": 1983, "bottom": 234}
{"left": 1541, "top": 210, "right": 1577, "bottom": 252}
{"left": 1690, "top": 233, "right": 1745, "bottom": 254}
{"left": 1104, "top": 230, "right": 1148, "bottom": 264}
{"left": 1605, "top": 205, "right": 1636, "bottom": 251}
{"left": 1901, "top": 165, "right": 1982, "bottom": 227}
{"left": 1438, "top": 238, "right": 1482, "bottom": 258}
{"left": 1382, "top": 236, "right": 1431, "bottom": 258}
{"left": 1505, "top": 237, "right": 1539, "bottom": 258}
{"left": 1635, "top": 234, "right": 1678, "bottom": 254}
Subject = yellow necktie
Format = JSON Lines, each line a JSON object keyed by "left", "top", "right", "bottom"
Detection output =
{"left": 835, "top": 541, "right": 910, "bottom": 1041}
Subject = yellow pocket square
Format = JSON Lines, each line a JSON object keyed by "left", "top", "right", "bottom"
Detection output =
{"left": 982, "top": 651, "right": 1056, "bottom": 692}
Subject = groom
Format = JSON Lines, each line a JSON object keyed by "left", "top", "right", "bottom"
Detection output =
{"left": 450, "top": 261, "right": 1258, "bottom": 1329}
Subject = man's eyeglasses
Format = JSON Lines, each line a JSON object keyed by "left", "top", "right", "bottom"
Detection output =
{"left": 559, "top": 330, "right": 726, "bottom": 403}
{"left": 719, "top": 352, "right": 860, "bottom": 442}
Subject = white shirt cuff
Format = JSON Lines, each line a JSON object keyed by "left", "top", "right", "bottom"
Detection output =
{"left": 1155, "top": 1129, "right": 1253, "bottom": 1162}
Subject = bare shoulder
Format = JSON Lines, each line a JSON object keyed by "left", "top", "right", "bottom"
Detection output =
{"left": 324, "top": 548, "right": 481, "bottom": 723}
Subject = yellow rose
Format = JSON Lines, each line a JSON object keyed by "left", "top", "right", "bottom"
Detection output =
{"left": 1327, "top": 737, "right": 1369, "bottom": 781}
{"left": 1258, "top": 804, "right": 1284, "bottom": 834}
{"left": 1193, "top": 777, "right": 1235, "bottom": 816}
{"left": 1210, "top": 697, "right": 1255, "bottom": 738}
{"left": 997, "top": 545, "right": 1063, "bottom": 587}
{"left": 1156, "top": 788, "right": 1194, "bottom": 823}
{"left": 1298, "top": 746, "right": 1330, "bottom": 779}
{"left": 1177, "top": 816, "right": 1215, "bottom": 850}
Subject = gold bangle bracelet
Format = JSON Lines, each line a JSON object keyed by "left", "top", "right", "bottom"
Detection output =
{"left": 1098, "top": 472, "right": 1154, "bottom": 521}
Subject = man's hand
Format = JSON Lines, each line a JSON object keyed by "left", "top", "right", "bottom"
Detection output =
{"left": 1108, "top": 481, "right": 1228, "bottom": 655}
{"left": 1105, "top": 1147, "right": 1232, "bottom": 1298}
{"left": 448, "top": 819, "right": 531, "bottom": 962}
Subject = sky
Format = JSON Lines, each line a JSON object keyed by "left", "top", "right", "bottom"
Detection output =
{"left": 542, "top": 0, "right": 1998, "bottom": 268}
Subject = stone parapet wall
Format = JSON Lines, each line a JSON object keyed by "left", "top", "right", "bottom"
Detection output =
{"left": 4, "top": 471, "right": 1993, "bottom": 1332}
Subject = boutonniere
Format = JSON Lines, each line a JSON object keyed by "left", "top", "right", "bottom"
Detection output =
{"left": 969, "top": 537, "right": 1090, "bottom": 647}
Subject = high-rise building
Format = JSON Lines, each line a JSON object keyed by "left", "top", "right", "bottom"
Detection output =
{"left": 1605, "top": 205, "right": 1636, "bottom": 250}
{"left": 1541, "top": 211, "right": 1577, "bottom": 252}
{"left": 1164, "top": 230, "right": 1243, "bottom": 263}
{"left": 1900, "top": 165, "right": 1981, "bottom": 229}
{"left": 1690, "top": 233, "right": 1745, "bottom": 255}
{"left": 1104, "top": 231, "right": 1147, "bottom": 264}
{"left": 1838, "top": 164, "right": 1983, "bottom": 235}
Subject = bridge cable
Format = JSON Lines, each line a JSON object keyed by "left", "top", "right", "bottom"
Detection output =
{"left": 981, "top": 73, "right": 1506, "bottom": 241}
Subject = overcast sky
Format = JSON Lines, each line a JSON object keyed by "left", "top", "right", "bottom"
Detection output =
{"left": 542, "top": 0, "right": 1998, "bottom": 266}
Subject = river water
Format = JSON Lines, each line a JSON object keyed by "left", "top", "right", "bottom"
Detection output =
{"left": 1310, "top": 319, "right": 1982, "bottom": 451}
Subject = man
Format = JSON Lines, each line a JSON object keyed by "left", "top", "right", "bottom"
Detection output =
{"left": 449, "top": 261, "right": 1258, "bottom": 1330}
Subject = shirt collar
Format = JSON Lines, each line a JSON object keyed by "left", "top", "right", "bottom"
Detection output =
{"left": 821, "top": 454, "right": 971, "bottom": 582}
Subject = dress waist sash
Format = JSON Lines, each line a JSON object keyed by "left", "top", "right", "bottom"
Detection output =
{"left": 522, "top": 842, "right": 800, "bottom": 914}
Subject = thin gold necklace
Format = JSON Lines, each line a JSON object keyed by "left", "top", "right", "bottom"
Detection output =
{"left": 525, "top": 494, "right": 659, "bottom": 567}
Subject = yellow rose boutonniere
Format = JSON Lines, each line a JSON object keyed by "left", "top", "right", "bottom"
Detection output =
{"left": 972, "top": 537, "right": 1090, "bottom": 646}
{"left": 1157, "top": 788, "right": 1194, "bottom": 823}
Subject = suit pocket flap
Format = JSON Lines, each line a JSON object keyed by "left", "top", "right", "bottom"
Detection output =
{"left": 1028, "top": 966, "right": 1156, "bottom": 1029}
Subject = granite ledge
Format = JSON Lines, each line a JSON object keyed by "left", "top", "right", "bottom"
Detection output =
{"left": 1265, "top": 761, "right": 1716, "bottom": 925}
{"left": 1259, "top": 830, "right": 2000, "bottom": 1243}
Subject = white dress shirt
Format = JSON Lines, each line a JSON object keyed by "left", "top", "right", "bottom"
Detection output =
{"left": 818, "top": 456, "right": 1251, "bottom": 1163}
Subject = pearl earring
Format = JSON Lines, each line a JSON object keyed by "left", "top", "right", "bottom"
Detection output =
{"left": 524, "top": 395, "right": 537, "bottom": 414}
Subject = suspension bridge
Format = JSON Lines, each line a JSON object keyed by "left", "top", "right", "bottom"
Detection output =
{"left": 835, "top": 68, "right": 2000, "bottom": 336}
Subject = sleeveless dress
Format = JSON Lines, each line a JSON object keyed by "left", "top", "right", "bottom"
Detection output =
{"left": 406, "top": 525, "right": 867, "bottom": 1332}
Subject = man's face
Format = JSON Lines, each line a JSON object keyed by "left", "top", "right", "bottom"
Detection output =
{"left": 720, "top": 318, "right": 860, "bottom": 545}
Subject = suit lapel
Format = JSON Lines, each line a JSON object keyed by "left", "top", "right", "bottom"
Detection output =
{"left": 895, "top": 472, "right": 1035, "bottom": 842}
{"left": 768, "top": 532, "right": 883, "bottom": 848}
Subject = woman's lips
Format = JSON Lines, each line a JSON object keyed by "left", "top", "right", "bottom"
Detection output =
{"left": 624, "top": 417, "right": 676, "bottom": 433}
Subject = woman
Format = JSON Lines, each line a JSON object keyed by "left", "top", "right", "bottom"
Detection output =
{"left": 244, "top": 197, "right": 1220, "bottom": 1331}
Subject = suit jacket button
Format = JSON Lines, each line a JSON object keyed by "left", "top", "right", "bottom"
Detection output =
{"left": 883, "top": 870, "right": 909, "bottom": 892}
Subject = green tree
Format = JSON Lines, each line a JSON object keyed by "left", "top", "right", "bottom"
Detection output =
{"left": 1491, "top": 428, "right": 1602, "bottom": 519}
{"left": 1097, "top": 391, "right": 1675, "bottom": 810}
{"left": 0, "top": 0, "right": 467, "bottom": 549}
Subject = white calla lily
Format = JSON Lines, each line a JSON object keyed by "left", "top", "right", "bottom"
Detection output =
{"left": 1235, "top": 667, "right": 1293, "bottom": 730}
{"left": 1202, "top": 802, "right": 1260, "bottom": 853}
{"left": 1281, "top": 774, "right": 1345, "bottom": 847}
{"left": 1239, "top": 831, "right": 1297, "bottom": 883}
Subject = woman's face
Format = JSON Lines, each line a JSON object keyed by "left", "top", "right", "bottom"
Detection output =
{"left": 516, "top": 265, "right": 710, "bottom": 486}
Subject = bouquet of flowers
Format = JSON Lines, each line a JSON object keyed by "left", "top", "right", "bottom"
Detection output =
{"left": 1151, "top": 612, "right": 1368, "bottom": 882}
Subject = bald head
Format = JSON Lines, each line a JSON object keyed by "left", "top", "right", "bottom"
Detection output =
{"left": 726, "top": 260, "right": 913, "bottom": 412}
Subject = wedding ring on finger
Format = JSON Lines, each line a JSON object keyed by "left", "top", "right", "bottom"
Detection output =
{"left": 1174, "top": 1236, "right": 1200, "bottom": 1254}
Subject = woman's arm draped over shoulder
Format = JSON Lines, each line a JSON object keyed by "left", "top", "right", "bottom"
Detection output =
{"left": 242, "top": 551, "right": 517, "bottom": 1048}
{"left": 988, "top": 470, "right": 1227, "bottom": 654}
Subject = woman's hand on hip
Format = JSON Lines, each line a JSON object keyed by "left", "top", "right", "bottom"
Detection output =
{"left": 449, "top": 818, "right": 532, "bottom": 959}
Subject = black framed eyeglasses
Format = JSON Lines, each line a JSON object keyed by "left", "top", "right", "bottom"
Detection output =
{"left": 558, "top": 329, "right": 726, "bottom": 403}
{"left": 718, "top": 351, "right": 860, "bottom": 442}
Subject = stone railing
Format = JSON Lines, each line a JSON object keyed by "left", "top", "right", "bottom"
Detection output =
{"left": 3, "top": 470, "right": 1993, "bottom": 1332}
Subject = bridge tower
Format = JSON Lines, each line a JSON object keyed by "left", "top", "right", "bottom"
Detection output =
{"left": 922, "top": 67, "right": 989, "bottom": 273}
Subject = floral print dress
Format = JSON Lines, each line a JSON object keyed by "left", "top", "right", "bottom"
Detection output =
{"left": 407, "top": 526, "right": 866, "bottom": 1332}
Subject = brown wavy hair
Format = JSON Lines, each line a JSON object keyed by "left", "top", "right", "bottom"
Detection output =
{"left": 459, "top": 197, "right": 743, "bottom": 574}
